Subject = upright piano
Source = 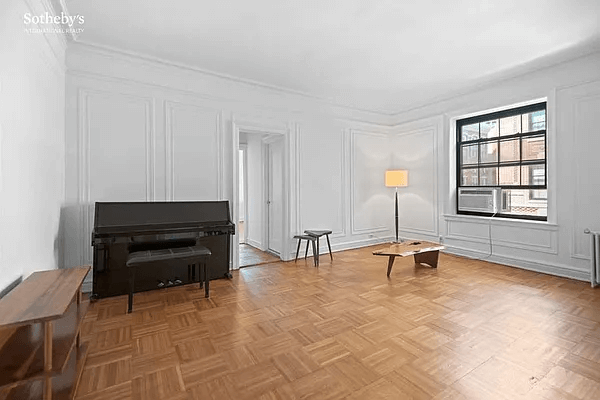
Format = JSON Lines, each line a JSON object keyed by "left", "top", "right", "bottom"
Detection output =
{"left": 91, "top": 201, "right": 235, "bottom": 299}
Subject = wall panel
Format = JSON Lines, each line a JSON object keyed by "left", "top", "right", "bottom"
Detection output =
{"left": 350, "top": 130, "right": 391, "bottom": 235}
{"left": 165, "top": 101, "right": 220, "bottom": 201}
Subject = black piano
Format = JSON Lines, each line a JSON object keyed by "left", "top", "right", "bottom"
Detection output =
{"left": 91, "top": 201, "right": 235, "bottom": 299}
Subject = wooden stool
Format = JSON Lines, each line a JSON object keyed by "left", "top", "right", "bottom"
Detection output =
{"left": 126, "top": 246, "right": 211, "bottom": 313}
{"left": 304, "top": 230, "right": 333, "bottom": 265}
{"left": 293, "top": 235, "right": 318, "bottom": 267}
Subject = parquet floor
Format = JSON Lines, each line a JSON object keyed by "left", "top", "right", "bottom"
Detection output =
{"left": 76, "top": 245, "right": 600, "bottom": 400}
{"left": 240, "top": 244, "right": 280, "bottom": 268}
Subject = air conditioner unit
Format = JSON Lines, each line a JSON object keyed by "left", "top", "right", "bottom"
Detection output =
{"left": 458, "top": 187, "right": 508, "bottom": 213}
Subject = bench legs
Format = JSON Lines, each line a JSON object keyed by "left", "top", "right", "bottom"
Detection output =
{"left": 128, "top": 267, "right": 135, "bottom": 313}
{"left": 414, "top": 251, "right": 440, "bottom": 268}
{"left": 199, "top": 260, "right": 209, "bottom": 298}
{"left": 127, "top": 257, "right": 210, "bottom": 314}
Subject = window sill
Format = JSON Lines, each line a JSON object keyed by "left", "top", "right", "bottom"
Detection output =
{"left": 443, "top": 213, "right": 557, "bottom": 231}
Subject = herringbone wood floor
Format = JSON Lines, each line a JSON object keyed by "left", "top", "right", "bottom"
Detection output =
{"left": 76, "top": 245, "right": 600, "bottom": 400}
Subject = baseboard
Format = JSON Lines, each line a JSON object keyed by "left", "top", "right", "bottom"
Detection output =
{"left": 0, "top": 276, "right": 23, "bottom": 299}
{"left": 246, "top": 239, "right": 264, "bottom": 250}
{"left": 82, "top": 280, "right": 93, "bottom": 294}
{"left": 289, "top": 236, "right": 393, "bottom": 259}
{"left": 444, "top": 244, "right": 590, "bottom": 283}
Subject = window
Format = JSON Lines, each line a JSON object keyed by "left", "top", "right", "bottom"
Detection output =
{"left": 457, "top": 102, "right": 547, "bottom": 220}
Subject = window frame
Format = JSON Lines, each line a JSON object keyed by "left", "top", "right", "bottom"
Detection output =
{"left": 456, "top": 102, "right": 547, "bottom": 221}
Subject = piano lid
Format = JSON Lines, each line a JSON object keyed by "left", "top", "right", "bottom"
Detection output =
{"left": 93, "top": 201, "right": 233, "bottom": 236}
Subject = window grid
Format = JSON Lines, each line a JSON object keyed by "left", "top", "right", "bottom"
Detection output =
{"left": 456, "top": 102, "right": 547, "bottom": 221}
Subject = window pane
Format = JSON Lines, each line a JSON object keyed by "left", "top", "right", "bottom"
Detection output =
{"left": 461, "top": 168, "right": 478, "bottom": 186}
{"left": 522, "top": 110, "right": 545, "bottom": 132}
{"left": 461, "top": 123, "right": 479, "bottom": 142}
{"left": 480, "top": 120, "right": 498, "bottom": 139}
{"left": 501, "top": 189, "right": 547, "bottom": 217}
{"left": 522, "top": 164, "right": 545, "bottom": 186}
{"left": 500, "top": 139, "right": 520, "bottom": 162}
{"left": 479, "top": 142, "right": 498, "bottom": 164}
{"left": 522, "top": 135, "right": 545, "bottom": 160}
{"left": 500, "top": 115, "right": 520, "bottom": 136}
{"left": 479, "top": 167, "right": 497, "bottom": 186}
{"left": 461, "top": 144, "right": 478, "bottom": 165}
{"left": 499, "top": 166, "right": 520, "bottom": 185}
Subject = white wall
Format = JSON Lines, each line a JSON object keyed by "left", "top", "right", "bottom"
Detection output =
{"left": 64, "top": 42, "right": 395, "bottom": 281}
{"left": 0, "top": 0, "right": 67, "bottom": 293}
{"left": 389, "top": 51, "right": 600, "bottom": 282}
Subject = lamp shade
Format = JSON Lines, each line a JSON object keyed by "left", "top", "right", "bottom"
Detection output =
{"left": 385, "top": 170, "right": 408, "bottom": 187}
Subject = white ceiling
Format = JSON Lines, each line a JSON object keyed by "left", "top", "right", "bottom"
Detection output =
{"left": 66, "top": 0, "right": 600, "bottom": 114}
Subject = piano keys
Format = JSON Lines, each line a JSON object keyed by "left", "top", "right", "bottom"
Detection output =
{"left": 91, "top": 201, "right": 235, "bottom": 299}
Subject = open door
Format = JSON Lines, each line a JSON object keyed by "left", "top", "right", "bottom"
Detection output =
{"left": 267, "top": 139, "right": 284, "bottom": 255}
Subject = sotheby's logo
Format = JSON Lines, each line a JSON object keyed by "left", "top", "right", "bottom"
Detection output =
{"left": 23, "top": 12, "right": 85, "bottom": 35}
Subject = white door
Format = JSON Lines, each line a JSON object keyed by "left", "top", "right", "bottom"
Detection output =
{"left": 267, "top": 139, "right": 284, "bottom": 255}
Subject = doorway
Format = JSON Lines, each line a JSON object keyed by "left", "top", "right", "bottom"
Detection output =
{"left": 236, "top": 132, "right": 285, "bottom": 268}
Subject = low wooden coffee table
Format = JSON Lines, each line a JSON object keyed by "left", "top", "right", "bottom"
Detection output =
{"left": 373, "top": 241, "right": 445, "bottom": 277}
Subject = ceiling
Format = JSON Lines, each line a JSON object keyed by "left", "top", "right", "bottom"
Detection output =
{"left": 65, "top": 0, "right": 600, "bottom": 114}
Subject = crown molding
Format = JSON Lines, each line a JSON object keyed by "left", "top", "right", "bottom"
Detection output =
{"left": 67, "top": 34, "right": 600, "bottom": 126}
{"left": 69, "top": 40, "right": 396, "bottom": 119}
{"left": 390, "top": 37, "right": 600, "bottom": 121}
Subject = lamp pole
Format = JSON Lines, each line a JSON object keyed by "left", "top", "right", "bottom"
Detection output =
{"left": 395, "top": 186, "right": 399, "bottom": 243}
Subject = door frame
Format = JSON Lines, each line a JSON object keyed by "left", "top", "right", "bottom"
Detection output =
{"left": 264, "top": 134, "right": 284, "bottom": 255}
{"left": 238, "top": 144, "right": 248, "bottom": 244}
{"left": 231, "top": 118, "right": 295, "bottom": 270}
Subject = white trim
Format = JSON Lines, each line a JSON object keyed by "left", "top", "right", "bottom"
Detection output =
{"left": 350, "top": 129, "right": 390, "bottom": 235}
{"left": 23, "top": 0, "right": 67, "bottom": 74}
{"left": 392, "top": 125, "right": 440, "bottom": 237}
{"left": 569, "top": 85, "right": 600, "bottom": 260}
{"left": 288, "top": 236, "right": 394, "bottom": 259}
{"left": 77, "top": 88, "right": 155, "bottom": 266}
{"left": 164, "top": 100, "right": 222, "bottom": 201}
{"left": 231, "top": 117, "right": 295, "bottom": 269}
{"left": 444, "top": 214, "right": 558, "bottom": 254}
{"left": 69, "top": 40, "right": 393, "bottom": 119}
{"left": 444, "top": 245, "right": 590, "bottom": 283}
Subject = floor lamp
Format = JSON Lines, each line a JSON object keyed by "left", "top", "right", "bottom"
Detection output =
{"left": 385, "top": 170, "right": 408, "bottom": 243}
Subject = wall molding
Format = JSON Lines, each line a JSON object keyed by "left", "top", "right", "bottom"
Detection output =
{"left": 287, "top": 236, "right": 393, "bottom": 259}
{"left": 164, "top": 100, "right": 222, "bottom": 201}
{"left": 350, "top": 129, "right": 389, "bottom": 235}
{"left": 570, "top": 86, "right": 600, "bottom": 260}
{"left": 68, "top": 41, "right": 393, "bottom": 124}
{"left": 444, "top": 244, "right": 589, "bottom": 283}
{"left": 77, "top": 88, "right": 155, "bottom": 265}
{"left": 444, "top": 215, "right": 559, "bottom": 254}
{"left": 392, "top": 125, "right": 439, "bottom": 237}
{"left": 297, "top": 126, "right": 346, "bottom": 239}
{"left": 23, "top": 0, "right": 67, "bottom": 75}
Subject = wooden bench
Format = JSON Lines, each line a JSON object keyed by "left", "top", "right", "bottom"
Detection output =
{"left": 125, "top": 246, "right": 211, "bottom": 313}
{"left": 0, "top": 266, "right": 90, "bottom": 400}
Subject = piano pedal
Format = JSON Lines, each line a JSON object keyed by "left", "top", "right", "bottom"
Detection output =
{"left": 174, "top": 277, "right": 182, "bottom": 285}
{"left": 167, "top": 280, "right": 174, "bottom": 286}
{"left": 157, "top": 280, "right": 165, "bottom": 288}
